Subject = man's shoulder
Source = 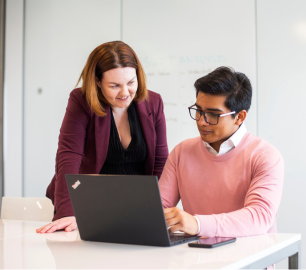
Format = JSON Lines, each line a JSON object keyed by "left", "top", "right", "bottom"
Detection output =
{"left": 173, "top": 137, "right": 202, "bottom": 154}
{"left": 242, "top": 134, "right": 284, "bottom": 178}
{"left": 244, "top": 133, "right": 283, "bottom": 160}
{"left": 167, "top": 137, "right": 203, "bottom": 165}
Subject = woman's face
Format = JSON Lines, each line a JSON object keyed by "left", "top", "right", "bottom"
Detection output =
{"left": 96, "top": 67, "right": 138, "bottom": 110}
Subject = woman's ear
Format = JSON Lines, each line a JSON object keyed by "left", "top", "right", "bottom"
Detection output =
{"left": 235, "top": 110, "right": 247, "bottom": 125}
{"left": 95, "top": 77, "right": 101, "bottom": 89}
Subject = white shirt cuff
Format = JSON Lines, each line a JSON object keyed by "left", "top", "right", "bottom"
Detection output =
{"left": 194, "top": 215, "right": 201, "bottom": 234}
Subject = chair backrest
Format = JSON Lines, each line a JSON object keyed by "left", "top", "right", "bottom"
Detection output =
{"left": 1, "top": 197, "right": 54, "bottom": 222}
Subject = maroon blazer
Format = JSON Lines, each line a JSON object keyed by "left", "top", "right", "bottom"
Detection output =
{"left": 46, "top": 88, "right": 169, "bottom": 221}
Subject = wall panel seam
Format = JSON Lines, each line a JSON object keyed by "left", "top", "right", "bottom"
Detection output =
{"left": 22, "top": 0, "right": 25, "bottom": 197}
{"left": 254, "top": 0, "right": 259, "bottom": 136}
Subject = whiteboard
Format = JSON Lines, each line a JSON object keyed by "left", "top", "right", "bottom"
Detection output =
{"left": 122, "top": 0, "right": 257, "bottom": 151}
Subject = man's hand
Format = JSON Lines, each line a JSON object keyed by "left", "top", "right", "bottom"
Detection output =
{"left": 164, "top": 207, "right": 198, "bottom": 235}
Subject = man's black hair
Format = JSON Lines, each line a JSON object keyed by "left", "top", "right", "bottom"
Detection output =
{"left": 194, "top": 66, "right": 252, "bottom": 117}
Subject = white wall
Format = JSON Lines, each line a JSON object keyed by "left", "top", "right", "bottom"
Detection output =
{"left": 4, "top": 0, "right": 24, "bottom": 196}
{"left": 257, "top": 0, "right": 306, "bottom": 268}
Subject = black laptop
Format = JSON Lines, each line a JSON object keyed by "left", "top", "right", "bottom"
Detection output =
{"left": 65, "top": 174, "right": 199, "bottom": 246}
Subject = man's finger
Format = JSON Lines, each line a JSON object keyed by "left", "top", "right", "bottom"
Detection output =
{"left": 164, "top": 211, "right": 176, "bottom": 221}
{"left": 166, "top": 217, "right": 179, "bottom": 228}
{"left": 163, "top": 207, "right": 175, "bottom": 214}
{"left": 168, "top": 224, "right": 182, "bottom": 234}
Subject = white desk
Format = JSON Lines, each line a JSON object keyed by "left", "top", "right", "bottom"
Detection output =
{"left": 0, "top": 219, "right": 301, "bottom": 269}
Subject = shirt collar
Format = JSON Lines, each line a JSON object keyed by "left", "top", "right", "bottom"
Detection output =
{"left": 227, "top": 122, "right": 247, "bottom": 147}
{"left": 202, "top": 122, "right": 247, "bottom": 155}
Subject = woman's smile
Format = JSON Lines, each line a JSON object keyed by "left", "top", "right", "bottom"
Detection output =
{"left": 117, "top": 95, "right": 130, "bottom": 100}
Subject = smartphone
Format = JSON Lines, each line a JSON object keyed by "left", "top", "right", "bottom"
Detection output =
{"left": 188, "top": 237, "right": 236, "bottom": 248}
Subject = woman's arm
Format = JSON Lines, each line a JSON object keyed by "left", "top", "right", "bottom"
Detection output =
{"left": 153, "top": 95, "right": 169, "bottom": 179}
{"left": 38, "top": 89, "right": 90, "bottom": 233}
{"left": 52, "top": 90, "right": 90, "bottom": 220}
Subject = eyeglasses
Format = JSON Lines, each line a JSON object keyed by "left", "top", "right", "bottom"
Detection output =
{"left": 188, "top": 104, "right": 236, "bottom": 125}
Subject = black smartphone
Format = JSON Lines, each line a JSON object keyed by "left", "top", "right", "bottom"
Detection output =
{"left": 188, "top": 237, "right": 236, "bottom": 248}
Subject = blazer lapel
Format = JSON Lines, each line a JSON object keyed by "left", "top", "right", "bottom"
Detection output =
{"left": 95, "top": 105, "right": 111, "bottom": 173}
{"left": 135, "top": 100, "right": 155, "bottom": 175}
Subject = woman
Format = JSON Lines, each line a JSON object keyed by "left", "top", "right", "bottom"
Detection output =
{"left": 36, "top": 41, "right": 168, "bottom": 233}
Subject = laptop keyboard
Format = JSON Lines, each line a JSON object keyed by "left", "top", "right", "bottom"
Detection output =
{"left": 169, "top": 234, "right": 193, "bottom": 242}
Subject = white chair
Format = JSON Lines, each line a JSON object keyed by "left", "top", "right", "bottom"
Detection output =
{"left": 1, "top": 197, "right": 54, "bottom": 222}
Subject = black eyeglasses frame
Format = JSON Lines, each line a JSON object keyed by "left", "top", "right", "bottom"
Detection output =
{"left": 188, "top": 104, "right": 236, "bottom": 125}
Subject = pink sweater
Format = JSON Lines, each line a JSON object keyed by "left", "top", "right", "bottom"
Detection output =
{"left": 159, "top": 132, "right": 284, "bottom": 237}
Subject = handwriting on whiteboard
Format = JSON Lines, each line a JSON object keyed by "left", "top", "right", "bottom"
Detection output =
{"left": 140, "top": 54, "right": 228, "bottom": 151}
{"left": 142, "top": 55, "right": 227, "bottom": 68}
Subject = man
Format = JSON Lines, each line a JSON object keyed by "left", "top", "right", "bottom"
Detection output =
{"left": 159, "top": 66, "right": 284, "bottom": 237}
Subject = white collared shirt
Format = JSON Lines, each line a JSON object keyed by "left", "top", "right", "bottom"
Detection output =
{"left": 203, "top": 122, "right": 247, "bottom": 156}
{"left": 194, "top": 123, "right": 247, "bottom": 234}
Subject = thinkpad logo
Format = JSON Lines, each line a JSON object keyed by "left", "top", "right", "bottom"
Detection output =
{"left": 72, "top": 180, "right": 81, "bottom": 189}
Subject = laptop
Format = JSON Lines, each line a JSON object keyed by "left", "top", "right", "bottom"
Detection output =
{"left": 65, "top": 174, "right": 199, "bottom": 246}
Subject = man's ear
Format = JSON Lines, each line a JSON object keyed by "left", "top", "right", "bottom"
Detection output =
{"left": 235, "top": 110, "right": 247, "bottom": 125}
{"left": 95, "top": 77, "right": 101, "bottom": 89}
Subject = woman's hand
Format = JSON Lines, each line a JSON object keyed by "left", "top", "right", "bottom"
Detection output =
{"left": 36, "top": 216, "right": 77, "bottom": 233}
{"left": 164, "top": 207, "right": 198, "bottom": 235}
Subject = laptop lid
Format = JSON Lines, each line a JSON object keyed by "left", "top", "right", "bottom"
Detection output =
{"left": 66, "top": 174, "right": 172, "bottom": 246}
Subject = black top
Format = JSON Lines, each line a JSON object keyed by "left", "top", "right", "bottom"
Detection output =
{"left": 100, "top": 102, "right": 147, "bottom": 175}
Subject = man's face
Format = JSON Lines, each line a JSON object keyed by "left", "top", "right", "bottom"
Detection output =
{"left": 195, "top": 92, "right": 240, "bottom": 150}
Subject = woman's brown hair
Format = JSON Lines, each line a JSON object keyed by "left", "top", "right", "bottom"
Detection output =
{"left": 76, "top": 41, "right": 148, "bottom": 117}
